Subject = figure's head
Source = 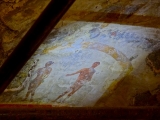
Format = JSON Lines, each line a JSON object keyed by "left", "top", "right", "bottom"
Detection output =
{"left": 92, "top": 62, "right": 100, "bottom": 68}
{"left": 45, "top": 61, "right": 54, "bottom": 67}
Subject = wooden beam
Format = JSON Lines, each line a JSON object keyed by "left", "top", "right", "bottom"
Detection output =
{"left": 0, "top": 0, "right": 75, "bottom": 93}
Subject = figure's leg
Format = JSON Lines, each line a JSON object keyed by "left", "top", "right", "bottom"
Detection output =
{"left": 68, "top": 85, "right": 82, "bottom": 97}
{"left": 24, "top": 88, "right": 35, "bottom": 101}
{"left": 30, "top": 90, "right": 35, "bottom": 102}
{"left": 23, "top": 82, "right": 33, "bottom": 101}
{"left": 60, "top": 86, "right": 81, "bottom": 103}
{"left": 52, "top": 90, "right": 69, "bottom": 102}
{"left": 23, "top": 91, "right": 30, "bottom": 101}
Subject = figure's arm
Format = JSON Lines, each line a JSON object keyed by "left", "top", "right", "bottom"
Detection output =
{"left": 42, "top": 74, "right": 49, "bottom": 79}
{"left": 42, "top": 68, "right": 52, "bottom": 79}
{"left": 66, "top": 70, "right": 81, "bottom": 76}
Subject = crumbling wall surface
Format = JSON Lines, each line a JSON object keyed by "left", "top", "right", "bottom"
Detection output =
{"left": 61, "top": 0, "right": 160, "bottom": 25}
{"left": 0, "top": 0, "right": 50, "bottom": 67}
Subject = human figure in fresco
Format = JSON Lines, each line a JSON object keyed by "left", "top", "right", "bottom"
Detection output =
{"left": 4, "top": 59, "right": 39, "bottom": 93}
{"left": 23, "top": 61, "right": 54, "bottom": 101}
{"left": 53, "top": 62, "right": 100, "bottom": 102}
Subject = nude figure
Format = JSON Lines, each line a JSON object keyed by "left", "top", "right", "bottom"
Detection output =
{"left": 24, "top": 61, "right": 54, "bottom": 101}
{"left": 53, "top": 62, "right": 100, "bottom": 102}
{"left": 4, "top": 59, "right": 39, "bottom": 93}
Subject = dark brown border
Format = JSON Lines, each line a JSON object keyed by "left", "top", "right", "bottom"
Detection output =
{"left": 0, "top": 104, "right": 160, "bottom": 119}
{"left": 0, "top": 0, "right": 75, "bottom": 93}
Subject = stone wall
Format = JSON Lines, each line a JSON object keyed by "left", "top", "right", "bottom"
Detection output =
{"left": 0, "top": 0, "right": 160, "bottom": 66}
{"left": 0, "top": 0, "right": 50, "bottom": 66}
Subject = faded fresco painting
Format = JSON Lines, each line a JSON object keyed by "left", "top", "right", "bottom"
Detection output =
{"left": 0, "top": 22, "right": 160, "bottom": 107}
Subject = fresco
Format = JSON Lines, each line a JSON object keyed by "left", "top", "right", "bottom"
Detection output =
{"left": 0, "top": 22, "right": 160, "bottom": 107}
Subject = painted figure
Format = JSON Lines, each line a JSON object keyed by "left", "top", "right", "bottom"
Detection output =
{"left": 53, "top": 62, "right": 100, "bottom": 102}
{"left": 4, "top": 59, "right": 39, "bottom": 93}
{"left": 24, "top": 61, "right": 54, "bottom": 101}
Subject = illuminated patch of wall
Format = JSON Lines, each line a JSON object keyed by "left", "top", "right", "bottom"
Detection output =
{"left": 0, "top": 22, "right": 160, "bottom": 107}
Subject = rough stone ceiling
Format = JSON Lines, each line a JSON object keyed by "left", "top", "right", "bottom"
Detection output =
{"left": 61, "top": 0, "right": 160, "bottom": 27}
{"left": 0, "top": 0, "right": 51, "bottom": 66}
{"left": 0, "top": 0, "right": 160, "bottom": 67}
